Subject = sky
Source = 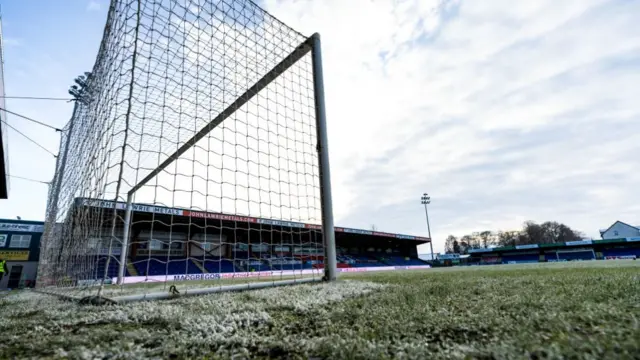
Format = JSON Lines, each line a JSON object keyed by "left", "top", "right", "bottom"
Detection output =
{"left": 0, "top": 0, "right": 639, "bottom": 255}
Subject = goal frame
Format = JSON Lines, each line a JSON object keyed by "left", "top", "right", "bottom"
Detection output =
{"left": 108, "top": 33, "right": 338, "bottom": 290}
{"left": 555, "top": 248, "right": 596, "bottom": 261}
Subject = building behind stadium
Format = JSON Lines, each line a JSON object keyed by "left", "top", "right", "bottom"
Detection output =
{"left": 0, "top": 219, "right": 43, "bottom": 289}
{"left": 435, "top": 221, "right": 640, "bottom": 266}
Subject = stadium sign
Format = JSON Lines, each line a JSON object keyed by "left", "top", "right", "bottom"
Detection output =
{"left": 468, "top": 248, "right": 492, "bottom": 253}
{"left": 343, "top": 228, "right": 373, "bottom": 235}
{"left": 173, "top": 273, "right": 222, "bottom": 281}
{"left": 82, "top": 199, "right": 184, "bottom": 216}
{"left": 81, "top": 198, "right": 428, "bottom": 242}
{"left": 0, "top": 222, "right": 44, "bottom": 233}
{"left": 0, "top": 250, "right": 29, "bottom": 261}
{"left": 114, "top": 266, "right": 433, "bottom": 284}
{"left": 565, "top": 240, "right": 592, "bottom": 246}
{"left": 515, "top": 244, "right": 539, "bottom": 250}
{"left": 438, "top": 253, "right": 460, "bottom": 260}
{"left": 626, "top": 237, "right": 640, "bottom": 242}
{"left": 256, "top": 218, "right": 307, "bottom": 228}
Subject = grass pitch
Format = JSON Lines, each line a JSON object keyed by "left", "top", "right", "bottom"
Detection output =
{"left": 2, "top": 261, "right": 639, "bottom": 359}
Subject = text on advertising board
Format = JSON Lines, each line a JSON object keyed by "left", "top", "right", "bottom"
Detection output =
{"left": 0, "top": 250, "right": 30, "bottom": 261}
{"left": 0, "top": 223, "right": 44, "bottom": 233}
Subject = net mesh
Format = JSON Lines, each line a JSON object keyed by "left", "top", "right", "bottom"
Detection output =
{"left": 37, "top": 0, "right": 327, "bottom": 299}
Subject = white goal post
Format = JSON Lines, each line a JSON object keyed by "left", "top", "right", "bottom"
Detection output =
{"left": 37, "top": 0, "right": 337, "bottom": 302}
{"left": 555, "top": 248, "right": 596, "bottom": 261}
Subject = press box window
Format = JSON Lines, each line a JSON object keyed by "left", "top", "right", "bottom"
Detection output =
{"left": 10, "top": 234, "right": 32, "bottom": 248}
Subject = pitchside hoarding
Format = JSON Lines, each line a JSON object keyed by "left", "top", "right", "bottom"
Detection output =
{"left": 112, "top": 265, "right": 432, "bottom": 284}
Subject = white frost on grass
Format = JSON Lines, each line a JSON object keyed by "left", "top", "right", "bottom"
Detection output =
{"left": 39, "top": 274, "right": 322, "bottom": 300}
{"left": 1, "top": 280, "right": 385, "bottom": 359}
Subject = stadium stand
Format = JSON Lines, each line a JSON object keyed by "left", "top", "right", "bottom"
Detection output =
{"left": 501, "top": 252, "right": 539, "bottom": 264}
{"left": 94, "top": 257, "right": 127, "bottom": 279}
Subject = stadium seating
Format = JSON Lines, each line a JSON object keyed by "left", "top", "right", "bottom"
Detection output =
{"left": 380, "top": 256, "right": 426, "bottom": 266}
{"left": 132, "top": 257, "right": 203, "bottom": 276}
{"left": 202, "top": 259, "right": 237, "bottom": 273}
{"left": 94, "top": 257, "right": 127, "bottom": 279}
{"left": 556, "top": 251, "right": 595, "bottom": 261}
{"left": 501, "top": 254, "right": 539, "bottom": 264}
{"left": 602, "top": 248, "right": 640, "bottom": 258}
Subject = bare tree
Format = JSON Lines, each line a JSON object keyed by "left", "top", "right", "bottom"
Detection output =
{"left": 478, "top": 231, "right": 493, "bottom": 248}
{"left": 445, "top": 235, "right": 457, "bottom": 253}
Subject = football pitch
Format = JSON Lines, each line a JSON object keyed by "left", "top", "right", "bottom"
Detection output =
{"left": 2, "top": 261, "right": 639, "bottom": 359}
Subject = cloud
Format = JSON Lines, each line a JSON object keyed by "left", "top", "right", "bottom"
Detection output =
{"left": 2, "top": 38, "right": 22, "bottom": 47}
{"left": 261, "top": 0, "right": 640, "bottom": 253}
{"left": 4, "top": 0, "right": 639, "bottom": 258}
{"left": 87, "top": 1, "right": 101, "bottom": 12}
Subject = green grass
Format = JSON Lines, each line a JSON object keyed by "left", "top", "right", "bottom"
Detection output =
{"left": 2, "top": 261, "right": 639, "bottom": 359}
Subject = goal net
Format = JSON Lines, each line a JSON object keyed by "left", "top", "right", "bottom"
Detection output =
{"left": 37, "top": 0, "right": 336, "bottom": 302}
{"left": 554, "top": 248, "right": 596, "bottom": 261}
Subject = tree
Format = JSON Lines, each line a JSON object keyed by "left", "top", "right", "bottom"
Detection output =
{"left": 459, "top": 235, "right": 474, "bottom": 254}
{"left": 478, "top": 231, "right": 493, "bottom": 248}
{"left": 497, "top": 230, "right": 517, "bottom": 246}
{"left": 370, "top": 224, "right": 378, "bottom": 231}
{"left": 540, "top": 221, "right": 582, "bottom": 243}
{"left": 452, "top": 240, "right": 461, "bottom": 254}
{"left": 445, "top": 235, "right": 457, "bottom": 253}
{"left": 522, "top": 221, "right": 545, "bottom": 244}
{"left": 450, "top": 221, "right": 584, "bottom": 250}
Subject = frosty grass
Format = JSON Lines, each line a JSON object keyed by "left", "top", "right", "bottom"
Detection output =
{"left": 2, "top": 260, "right": 639, "bottom": 359}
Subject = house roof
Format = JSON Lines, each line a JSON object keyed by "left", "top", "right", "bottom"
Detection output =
{"left": 599, "top": 221, "right": 640, "bottom": 235}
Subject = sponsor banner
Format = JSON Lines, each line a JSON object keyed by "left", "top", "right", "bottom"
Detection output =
{"left": 468, "top": 248, "right": 492, "bottom": 253}
{"left": 626, "top": 237, "right": 640, "bottom": 242}
{"left": 548, "top": 259, "right": 568, "bottom": 262}
{"left": 174, "top": 273, "right": 222, "bottom": 281}
{"left": 343, "top": 228, "right": 373, "bottom": 235}
{"left": 256, "top": 218, "right": 307, "bottom": 228}
{"left": 0, "top": 222, "right": 44, "bottom": 233}
{"left": 438, "top": 253, "right": 460, "bottom": 260}
{"left": 516, "top": 244, "right": 539, "bottom": 250}
{"left": 605, "top": 255, "right": 636, "bottom": 260}
{"left": 566, "top": 240, "right": 592, "bottom": 246}
{"left": 113, "top": 266, "right": 431, "bottom": 284}
{"left": 394, "top": 265, "right": 431, "bottom": 270}
{"left": 82, "top": 199, "right": 184, "bottom": 216}
{"left": 506, "top": 260, "right": 538, "bottom": 264}
{"left": 373, "top": 231, "right": 396, "bottom": 238}
{"left": 0, "top": 250, "right": 30, "bottom": 261}
{"left": 0, "top": 234, "right": 6, "bottom": 247}
{"left": 81, "top": 198, "right": 428, "bottom": 243}
{"left": 340, "top": 266, "right": 396, "bottom": 272}
{"left": 184, "top": 210, "right": 255, "bottom": 223}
